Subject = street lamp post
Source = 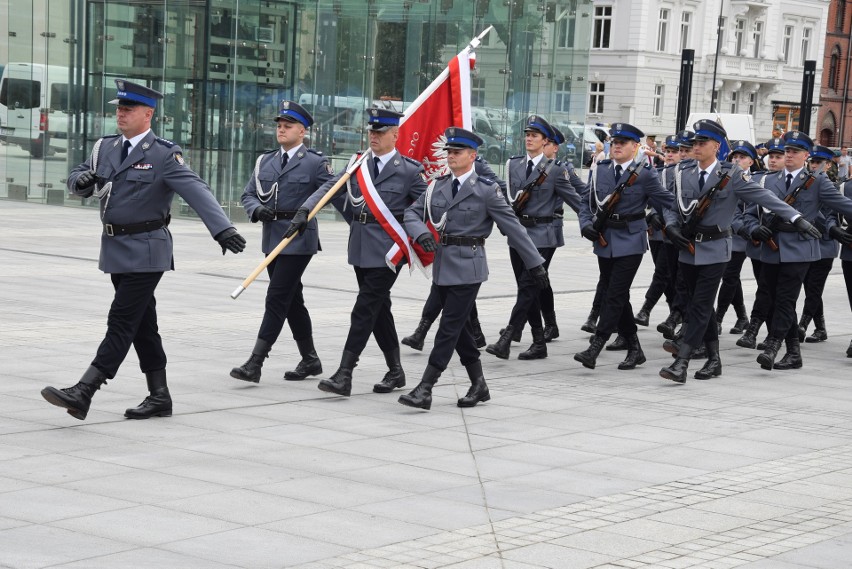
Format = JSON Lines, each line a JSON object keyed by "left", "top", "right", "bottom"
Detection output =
{"left": 710, "top": 0, "right": 725, "bottom": 113}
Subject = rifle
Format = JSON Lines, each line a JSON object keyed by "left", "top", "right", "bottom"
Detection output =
{"left": 512, "top": 158, "right": 555, "bottom": 214}
{"left": 681, "top": 170, "right": 732, "bottom": 255}
{"left": 593, "top": 163, "right": 640, "bottom": 247}
{"left": 763, "top": 172, "right": 816, "bottom": 252}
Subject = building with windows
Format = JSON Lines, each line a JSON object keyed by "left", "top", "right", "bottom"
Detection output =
{"left": 586, "top": 0, "right": 830, "bottom": 142}
{"left": 0, "top": 0, "right": 591, "bottom": 219}
{"left": 816, "top": 0, "right": 852, "bottom": 147}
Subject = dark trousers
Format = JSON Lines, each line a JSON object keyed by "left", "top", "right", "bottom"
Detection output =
{"left": 508, "top": 247, "right": 554, "bottom": 330}
{"left": 802, "top": 257, "right": 834, "bottom": 317}
{"left": 645, "top": 240, "right": 673, "bottom": 305}
{"left": 748, "top": 258, "right": 771, "bottom": 320}
{"left": 591, "top": 272, "right": 608, "bottom": 313}
{"left": 343, "top": 265, "right": 402, "bottom": 355}
{"left": 420, "top": 285, "right": 479, "bottom": 323}
{"left": 716, "top": 251, "right": 746, "bottom": 317}
{"left": 678, "top": 261, "right": 726, "bottom": 347}
{"left": 93, "top": 271, "right": 165, "bottom": 378}
{"left": 539, "top": 250, "right": 557, "bottom": 316}
{"left": 669, "top": 245, "right": 689, "bottom": 314}
{"left": 258, "top": 255, "right": 313, "bottom": 345}
{"left": 760, "top": 262, "right": 811, "bottom": 340}
{"left": 428, "top": 283, "right": 482, "bottom": 371}
{"left": 594, "top": 254, "right": 644, "bottom": 340}
{"left": 844, "top": 260, "right": 852, "bottom": 310}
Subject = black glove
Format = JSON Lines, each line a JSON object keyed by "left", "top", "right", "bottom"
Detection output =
{"left": 283, "top": 208, "right": 309, "bottom": 238}
{"left": 75, "top": 170, "right": 100, "bottom": 190}
{"left": 416, "top": 233, "right": 437, "bottom": 252}
{"left": 214, "top": 227, "right": 246, "bottom": 255}
{"left": 529, "top": 264, "right": 550, "bottom": 290}
{"left": 254, "top": 206, "right": 276, "bottom": 223}
{"left": 581, "top": 225, "right": 600, "bottom": 242}
{"left": 646, "top": 212, "right": 664, "bottom": 231}
{"left": 751, "top": 225, "right": 773, "bottom": 242}
{"left": 665, "top": 225, "right": 692, "bottom": 251}
{"left": 829, "top": 226, "right": 852, "bottom": 245}
{"left": 736, "top": 226, "right": 752, "bottom": 240}
{"left": 793, "top": 216, "right": 823, "bottom": 239}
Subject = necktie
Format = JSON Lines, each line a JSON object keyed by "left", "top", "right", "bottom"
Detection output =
{"left": 526, "top": 159, "right": 533, "bottom": 179}
{"left": 786, "top": 173, "right": 793, "bottom": 190}
{"left": 699, "top": 170, "right": 707, "bottom": 191}
{"left": 452, "top": 178, "right": 460, "bottom": 199}
{"left": 373, "top": 156, "right": 381, "bottom": 179}
{"left": 120, "top": 140, "right": 131, "bottom": 163}
{"left": 615, "top": 165, "right": 623, "bottom": 181}
{"left": 281, "top": 152, "right": 289, "bottom": 169}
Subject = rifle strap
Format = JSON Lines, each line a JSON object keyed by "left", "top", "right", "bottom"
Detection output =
{"left": 509, "top": 158, "right": 554, "bottom": 204}
{"left": 591, "top": 160, "right": 639, "bottom": 212}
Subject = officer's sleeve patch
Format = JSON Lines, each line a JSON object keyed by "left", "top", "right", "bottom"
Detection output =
{"left": 563, "top": 170, "right": 570, "bottom": 180}
{"left": 174, "top": 153, "right": 185, "bottom": 166}
{"left": 420, "top": 172, "right": 428, "bottom": 183}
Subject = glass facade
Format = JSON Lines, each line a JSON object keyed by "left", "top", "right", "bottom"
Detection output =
{"left": 0, "top": 0, "right": 591, "bottom": 220}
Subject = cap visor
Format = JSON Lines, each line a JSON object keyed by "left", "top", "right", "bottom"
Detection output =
{"left": 367, "top": 124, "right": 392, "bottom": 132}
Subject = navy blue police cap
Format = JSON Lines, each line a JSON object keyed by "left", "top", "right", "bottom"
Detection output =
{"left": 109, "top": 79, "right": 163, "bottom": 108}
{"left": 678, "top": 130, "right": 695, "bottom": 148}
{"left": 810, "top": 145, "right": 834, "bottom": 161}
{"left": 664, "top": 134, "right": 680, "bottom": 149}
{"left": 610, "top": 122, "right": 644, "bottom": 142}
{"left": 766, "top": 137, "right": 785, "bottom": 154}
{"left": 275, "top": 100, "right": 313, "bottom": 128}
{"left": 550, "top": 126, "right": 565, "bottom": 145}
{"left": 366, "top": 108, "right": 404, "bottom": 132}
{"left": 524, "top": 115, "right": 554, "bottom": 140}
{"left": 729, "top": 140, "right": 757, "bottom": 161}
{"left": 782, "top": 130, "right": 813, "bottom": 152}
{"left": 692, "top": 120, "right": 727, "bottom": 144}
{"left": 443, "top": 126, "right": 483, "bottom": 150}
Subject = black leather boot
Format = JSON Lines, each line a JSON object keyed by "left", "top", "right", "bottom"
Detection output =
{"left": 401, "top": 318, "right": 433, "bottom": 351}
{"left": 606, "top": 334, "right": 628, "bottom": 351}
{"left": 581, "top": 307, "right": 599, "bottom": 334}
{"left": 656, "top": 310, "right": 682, "bottom": 340}
{"left": 574, "top": 335, "right": 607, "bottom": 369}
{"left": 486, "top": 325, "right": 514, "bottom": 360}
{"left": 125, "top": 369, "right": 172, "bottom": 419}
{"left": 805, "top": 314, "right": 827, "bottom": 343}
{"left": 318, "top": 350, "right": 359, "bottom": 396}
{"left": 736, "top": 317, "right": 763, "bottom": 349}
{"left": 518, "top": 326, "right": 547, "bottom": 360}
{"left": 715, "top": 312, "right": 724, "bottom": 335}
{"left": 659, "top": 344, "right": 692, "bottom": 384}
{"left": 774, "top": 337, "right": 803, "bottom": 370}
{"left": 458, "top": 360, "right": 490, "bottom": 407}
{"left": 230, "top": 338, "right": 272, "bottom": 383}
{"left": 694, "top": 341, "right": 722, "bottom": 379}
{"left": 41, "top": 366, "right": 108, "bottom": 420}
{"left": 398, "top": 365, "right": 441, "bottom": 410}
{"left": 634, "top": 300, "right": 655, "bottom": 327}
{"left": 797, "top": 314, "right": 812, "bottom": 342}
{"left": 499, "top": 326, "right": 523, "bottom": 342}
{"left": 373, "top": 348, "right": 406, "bottom": 393}
{"left": 284, "top": 337, "right": 323, "bottom": 381}
{"left": 618, "top": 334, "right": 646, "bottom": 370}
{"left": 730, "top": 304, "right": 749, "bottom": 334}
{"left": 542, "top": 311, "right": 560, "bottom": 342}
{"left": 757, "top": 336, "right": 783, "bottom": 370}
{"left": 470, "top": 317, "right": 487, "bottom": 348}
{"left": 847, "top": 339, "right": 852, "bottom": 358}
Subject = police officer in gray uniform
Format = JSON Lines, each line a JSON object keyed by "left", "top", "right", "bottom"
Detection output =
{"left": 400, "top": 127, "right": 548, "bottom": 410}
{"left": 41, "top": 80, "right": 246, "bottom": 421}
{"left": 662, "top": 122, "right": 821, "bottom": 382}
{"left": 288, "top": 108, "right": 427, "bottom": 396}
{"left": 575, "top": 123, "right": 674, "bottom": 371}
{"left": 834, "top": 178, "right": 852, "bottom": 357}
{"left": 231, "top": 100, "right": 333, "bottom": 384}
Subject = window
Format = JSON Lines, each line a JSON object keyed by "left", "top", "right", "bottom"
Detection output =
{"left": 680, "top": 12, "right": 692, "bottom": 50}
{"left": 657, "top": 8, "right": 670, "bottom": 52}
{"left": 730, "top": 91, "right": 739, "bottom": 114}
{"left": 592, "top": 6, "right": 612, "bottom": 49}
{"left": 801, "top": 27, "right": 812, "bottom": 65}
{"left": 837, "top": 0, "right": 846, "bottom": 32}
{"left": 0, "top": 78, "right": 41, "bottom": 109}
{"left": 589, "top": 82, "right": 605, "bottom": 114}
{"left": 747, "top": 92, "right": 757, "bottom": 117}
{"left": 557, "top": 13, "right": 576, "bottom": 48}
{"left": 652, "top": 85, "right": 664, "bottom": 117}
{"left": 782, "top": 25, "right": 794, "bottom": 64}
{"left": 555, "top": 80, "right": 571, "bottom": 112}
{"left": 471, "top": 78, "right": 486, "bottom": 106}
{"left": 718, "top": 17, "right": 727, "bottom": 48}
{"left": 830, "top": 46, "right": 841, "bottom": 90}
{"left": 752, "top": 21, "right": 763, "bottom": 58}
{"left": 734, "top": 18, "right": 746, "bottom": 55}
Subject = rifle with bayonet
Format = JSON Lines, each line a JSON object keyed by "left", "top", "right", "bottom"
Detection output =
{"left": 592, "top": 163, "right": 640, "bottom": 247}
{"left": 681, "top": 170, "right": 732, "bottom": 255}
{"left": 761, "top": 171, "right": 816, "bottom": 252}
{"left": 512, "top": 158, "right": 556, "bottom": 214}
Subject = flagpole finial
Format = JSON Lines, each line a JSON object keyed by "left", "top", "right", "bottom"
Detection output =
{"left": 468, "top": 26, "right": 494, "bottom": 50}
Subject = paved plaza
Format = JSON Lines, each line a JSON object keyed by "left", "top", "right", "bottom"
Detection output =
{"left": 3, "top": 199, "right": 852, "bottom": 569}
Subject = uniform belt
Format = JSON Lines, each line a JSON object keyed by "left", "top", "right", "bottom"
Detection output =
{"left": 357, "top": 211, "right": 405, "bottom": 224}
{"left": 518, "top": 215, "right": 555, "bottom": 227}
{"left": 774, "top": 221, "right": 799, "bottom": 233}
{"left": 440, "top": 234, "right": 485, "bottom": 247}
{"left": 690, "top": 225, "right": 732, "bottom": 242}
{"left": 608, "top": 212, "right": 646, "bottom": 221}
{"left": 274, "top": 210, "right": 299, "bottom": 219}
{"left": 104, "top": 216, "right": 170, "bottom": 236}
{"left": 554, "top": 208, "right": 564, "bottom": 219}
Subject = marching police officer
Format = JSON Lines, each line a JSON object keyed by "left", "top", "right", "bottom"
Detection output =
{"left": 231, "top": 100, "right": 333, "bottom": 384}
{"left": 834, "top": 178, "right": 852, "bottom": 357}
{"left": 287, "top": 108, "right": 427, "bottom": 397}
{"left": 41, "top": 79, "right": 246, "bottom": 420}
{"left": 399, "top": 127, "right": 548, "bottom": 410}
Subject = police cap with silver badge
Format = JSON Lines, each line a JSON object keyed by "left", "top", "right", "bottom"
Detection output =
{"left": 782, "top": 130, "right": 813, "bottom": 152}
{"left": 443, "top": 127, "right": 484, "bottom": 150}
{"left": 109, "top": 79, "right": 164, "bottom": 108}
{"left": 730, "top": 140, "right": 757, "bottom": 160}
{"left": 664, "top": 134, "right": 680, "bottom": 149}
{"left": 366, "top": 108, "right": 404, "bottom": 132}
{"left": 274, "top": 100, "right": 314, "bottom": 128}
{"left": 524, "top": 115, "right": 554, "bottom": 140}
{"left": 678, "top": 130, "right": 695, "bottom": 148}
{"left": 692, "top": 120, "right": 727, "bottom": 143}
{"left": 550, "top": 126, "right": 565, "bottom": 145}
{"left": 810, "top": 144, "right": 834, "bottom": 161}
{"left": 610, "top": 122, "right": 644, "bottom": 142}
{"left": 766, "top": 137, "right": 785, "bottom": 154}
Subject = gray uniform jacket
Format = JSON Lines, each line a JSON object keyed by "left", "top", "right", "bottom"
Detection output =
{"left": 746, "top": 170, "right": 852, "bottom": 264}
{"left": 840, "top": 180, "right": 852, "bottom": 262}
{"left": 735, "top": 170, "right": 773, "bottom": 260}
{"left": 475, "top": 156, "right": 507, "bottom": 193}
{"left": 241, "top": 144, "right": 333, "bottom": 256}
{"left": 505, "top": 155, "right": 582, "bottom": 248}
{"left": 405, "top": 171, "right": 545, "bottom": 286}
{"left": 304, "top": 150, "right": 427, "bottom": 268}
{"left": 68, "top": 132, "right": 235, "bottom": 274}
{"left": 667, "top": 161, "right": 801, "bottom": 266}
{"left": 579, "top": 160, "right": 674, "bottom": 258}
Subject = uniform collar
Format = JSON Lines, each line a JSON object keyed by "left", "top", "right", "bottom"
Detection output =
{"left": 281, "top": 144, "right": 303, "bottom": 162}
{"left": 698, "top": 159, "right": 719, "bottom": 175}
{"left": 526, "top": 153, "right": 545, "bottom": 167}
{"left": 122, "top": 129, "right": 151, "bottom": 152}
{"left": 784, "top": 166, "right": 804, "bottom": 179}
{"left": 453, "top": 166, "right": 475, "bottom": 187}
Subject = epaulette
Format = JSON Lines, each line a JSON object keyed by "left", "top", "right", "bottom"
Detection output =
{"left": 262, "top": 148, "right": 278, "bottom": 155}
{"left": 307, "top": 148, "right": 324, "bottom": 156}
{"left": 597, "top": 159, "right": 613, "bottom": 166}
{"left": 478, "top": 176, "right": 496, "bottom": 186}
{"left": 402, "top": 155, "right": 421, "bottom": 166}
{"left": 475, "top": 155, "right": 484, "bottom": 162}
{"left": 509, "top": 154, "right": 524, "bottom": 160}
{"left": 102, "top": 133, "right": 120, "bottom": 140}
{"left": 155, "top": 137, "right": 176, "bottom": 148}
{"left": 435, "top": 173, "right": 451, "bottom": 181}
{"left": 678, "top": 159, "right": 697, "bottom": 170}
{"left": 554, "top": 160, "right": 562, "bottom": 166}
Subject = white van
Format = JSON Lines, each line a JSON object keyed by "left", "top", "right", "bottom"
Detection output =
{"left": 0, "top": 63, "right": 80, "bottom": 158}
